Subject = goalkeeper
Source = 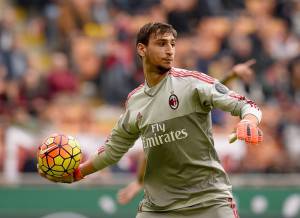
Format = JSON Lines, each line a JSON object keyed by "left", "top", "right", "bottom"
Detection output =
{"left": 38, "top": 22, "right": 262, "bottom": 218}
{"left": 117, "top": 58, "right": 258, "bottom": 205}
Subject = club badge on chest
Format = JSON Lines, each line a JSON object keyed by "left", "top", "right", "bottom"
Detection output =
{"left": 169, "top": 91, "right": 179, "bottom": 110}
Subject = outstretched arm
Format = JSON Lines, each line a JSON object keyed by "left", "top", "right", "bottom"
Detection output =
{"left": 116, "top": 59, "right": 260, "bottom": 205}
{"left": 232, "top": 113, "right": 263, "bottom": 144}
{"left": 38, "top": 109, "right": 140, "bottom": 183}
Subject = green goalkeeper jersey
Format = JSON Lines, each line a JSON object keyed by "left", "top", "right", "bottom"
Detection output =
{"left": 93, "top": 67, "right": 261, "bottom": 212}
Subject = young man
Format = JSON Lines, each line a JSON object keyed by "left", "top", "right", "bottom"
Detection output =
{"left": 117, "top": 59, "right": 257, "bottom": 206}
{"left": 39, "top": 22, "right": 263, "bottom": 218}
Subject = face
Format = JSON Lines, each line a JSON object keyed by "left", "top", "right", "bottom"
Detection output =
{"left": 138, "top": 32, "right": 176, "bottom": 73}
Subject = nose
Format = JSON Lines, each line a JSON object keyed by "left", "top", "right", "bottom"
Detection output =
{"left": 165, "top": 44, "right": 174, "bottom": 56}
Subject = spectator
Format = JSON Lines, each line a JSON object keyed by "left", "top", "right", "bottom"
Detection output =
{"left": 0, "top": 0, "right": 300, "bottom": 181}
{"left": 46, "top": 52, "right": 79, "bottom": 99}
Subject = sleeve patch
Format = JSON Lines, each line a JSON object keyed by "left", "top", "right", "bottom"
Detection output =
{"left": 215, "top": 83, "right": 229, "bottom": 94}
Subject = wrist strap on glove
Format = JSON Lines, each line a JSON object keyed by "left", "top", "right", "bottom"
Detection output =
{"left": 73, "top": 168, "right": 84, "bottom": 181}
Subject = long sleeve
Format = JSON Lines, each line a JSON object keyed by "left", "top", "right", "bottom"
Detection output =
{"left": 196, "top": 80, "right": 262, "bottom": 122}
{"left": 92, "top": 109, "right": 140, "bottom": 170}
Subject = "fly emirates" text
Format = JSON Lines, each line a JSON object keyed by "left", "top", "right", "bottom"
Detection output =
{"left": 142, "top": 123, "right": 188, "bottom": 148}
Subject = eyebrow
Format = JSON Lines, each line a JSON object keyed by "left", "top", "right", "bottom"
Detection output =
{"left": 155, "top": 38, "right": 176, "bottom": 42}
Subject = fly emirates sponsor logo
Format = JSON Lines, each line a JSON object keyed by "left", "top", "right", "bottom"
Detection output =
{"left": 142, "top": 123, "right": 188, "bottom": 148}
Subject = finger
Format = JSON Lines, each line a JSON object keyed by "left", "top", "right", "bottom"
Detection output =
{"left": 238, "top": 123, "right": 252, "bottom": 143}
{"left": 228, "top": 132, "right": 237, "bottom": 143}
{"left": 257, "top": 128, "right": 263, "bottom": 143}
{"left": 249, "top": 127, "right": 259, "bottom": 145}
{"left": 245, "top": 124, "right": 255, "bottom": 144}
{"left": 245, "top": 68, "right": 253, "bottom": 76}
{"left": 117, "top": 191, "right": 129, "bottom": 205}
{"left": 236, "top": 123, "right": 246, "bottom": 140}
{"left": 239, "top": 69, "right": 253, "bottom": 82}
{"left": 118, "top": 196, "right": 129, "bottom": 205}
{"left": 243, "top": 59, "right": 256, "bottom": 67}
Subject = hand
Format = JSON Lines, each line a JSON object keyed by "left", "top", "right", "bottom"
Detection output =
{"left": 231, "top": 59, "right": 256, "bottom": 82}
{"left": 37, "top": 164, "right": 83, "bottom": 183}
{"left": 117, "top": 180, "right": 142, "bottom": 205}
{"left": 235, "top": 119, "right": 263, "bottom": 145}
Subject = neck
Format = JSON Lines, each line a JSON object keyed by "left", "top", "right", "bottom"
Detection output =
{"left": 143, "top": 64, "right": 170, "bottom": 87}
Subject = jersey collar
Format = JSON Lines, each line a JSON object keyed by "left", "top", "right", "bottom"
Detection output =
{"left": 144, "top": 68, "right": 172, "bottom": 97}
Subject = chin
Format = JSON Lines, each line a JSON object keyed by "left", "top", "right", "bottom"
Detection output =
{"left": 157, "top": 65, "right": 172, "bottom": 74}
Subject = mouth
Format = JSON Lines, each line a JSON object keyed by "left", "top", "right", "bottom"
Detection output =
{"left": 162, "top": 58, "right": 173, "bottom": 62}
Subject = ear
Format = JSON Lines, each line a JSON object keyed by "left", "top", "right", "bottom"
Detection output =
{"left": 137, "top": 43, "right": 146, "bottom": 57}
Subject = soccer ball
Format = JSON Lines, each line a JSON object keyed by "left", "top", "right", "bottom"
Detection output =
{"left": 37, "top": 133, "right": 82, "bottom": 177}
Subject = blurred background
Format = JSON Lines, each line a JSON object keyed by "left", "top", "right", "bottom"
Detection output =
{"left": 0, "top": 0, "right": 299, "bottom": 217}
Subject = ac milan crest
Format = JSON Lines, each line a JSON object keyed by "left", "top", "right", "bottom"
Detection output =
{"left": 169, "top": 94, "right": 179, "bottom": 110}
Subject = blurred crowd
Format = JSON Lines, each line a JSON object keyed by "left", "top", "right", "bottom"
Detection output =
{"left": 0, "top": 0, "right": 300, "bottom": 183}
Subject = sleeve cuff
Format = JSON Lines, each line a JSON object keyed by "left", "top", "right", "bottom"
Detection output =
{"left": 241, "top": 105, "right": 262, "bottom": 123}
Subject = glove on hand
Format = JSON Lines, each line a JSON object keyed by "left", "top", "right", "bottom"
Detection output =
{"left": 37, "top": 165, "right": 84, "bottom": 183}
{"left": 236, "top": 119, "right": 263, "bottom": 145}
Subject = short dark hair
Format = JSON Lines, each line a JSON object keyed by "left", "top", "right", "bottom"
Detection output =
{"left": 136, "top": 22, "right": 177, "bottom": 46}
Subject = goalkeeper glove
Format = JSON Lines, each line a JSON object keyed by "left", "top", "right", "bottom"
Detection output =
{"left": 37, "top": 165, "right": 84, "bottom": 183}
{"left": 236, "top": 119, "right": 263, "bottom": 145}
